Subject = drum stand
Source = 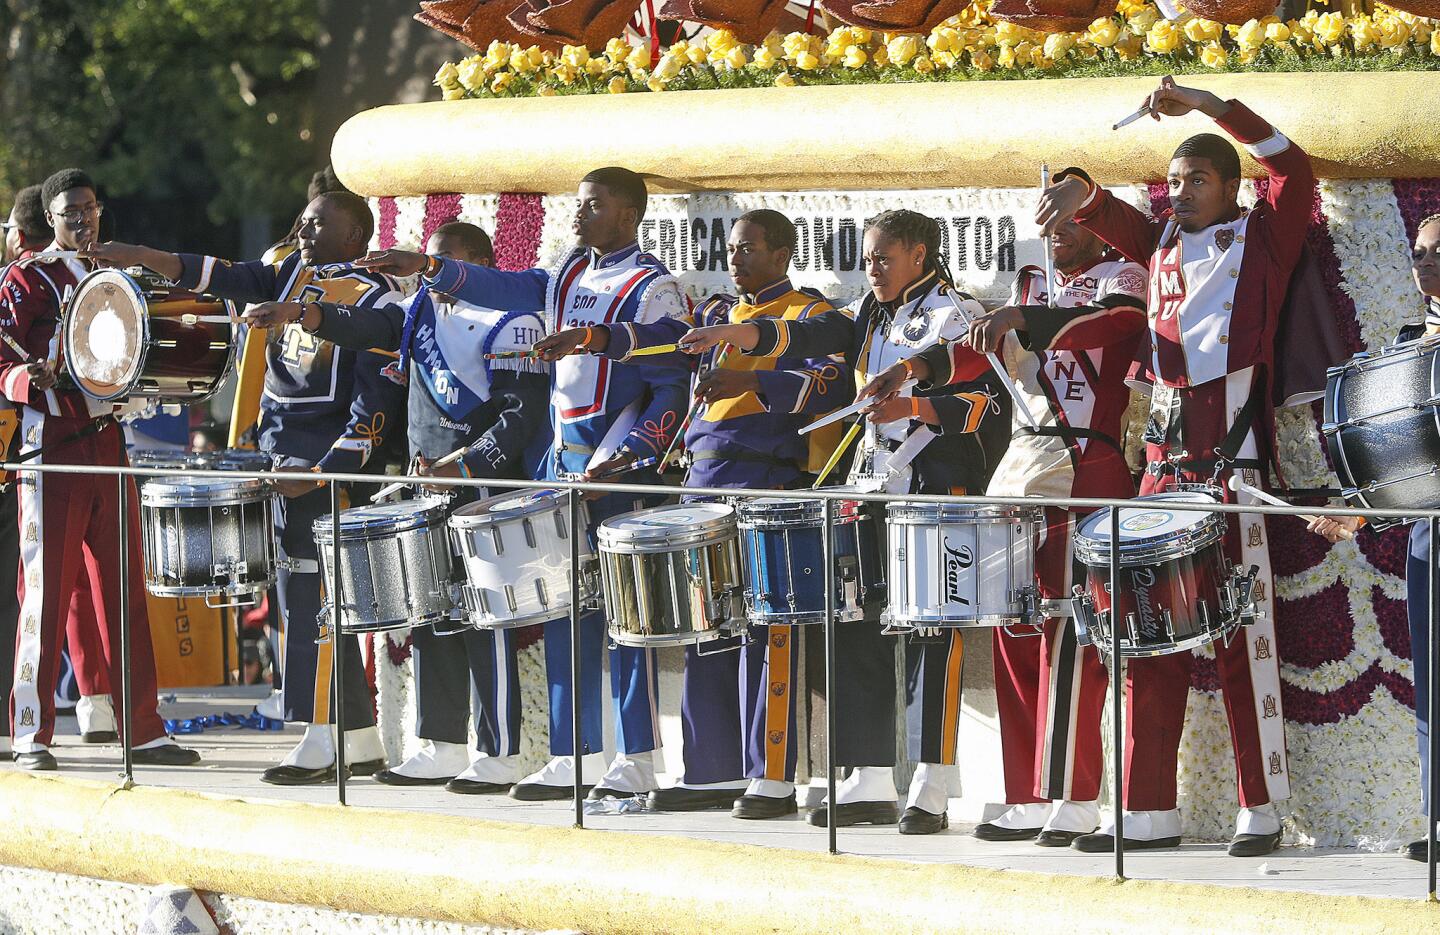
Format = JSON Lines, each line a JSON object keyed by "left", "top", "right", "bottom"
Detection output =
{"left": 331, "top": 485, "right": 348, "bottom": 806}
{"left": 570, "top": 487, "right": 585, "bottom": 829}
{"left": 1428, "top": 520, "right": 1438, "bottom": 900}
{"left": 823, "top": 497, "right": 838, "bottom": 856}
{"left": 118, "top": 474, "right": 135, "bottom": 789}
{"left": 1107, "top": 506, "right": 1125, "bottom": 881}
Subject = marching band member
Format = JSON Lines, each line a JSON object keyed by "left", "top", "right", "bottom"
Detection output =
{"left": 1309, "top": 212, "right": 1440, "bottom": 862}
{"left": 864, "top": 222, "right": 1147, "bottom": 844}
{"left": 534, "top": 208, "right": 850, "bottom": 818}
{"left": 1, "top": 168, "right": 198, "bottom": 768}
{"left": 83, "top": 191, "right": 406, "bottom": 784}
{"left": 681, "top": 209, "right": 1008, "bottom": 834}
{"left": 359, "top": 167, "right": 688, "bottom": 802}
{"left": 1036, "top": 77, "right": 1314, "bottom": 857}
{"left": 245, "top": 221, "right": 551, "bottom": 794}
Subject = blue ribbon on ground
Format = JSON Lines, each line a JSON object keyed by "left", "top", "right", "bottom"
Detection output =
{"left": 163, "top": 710, "right": 284, "bottom": 734}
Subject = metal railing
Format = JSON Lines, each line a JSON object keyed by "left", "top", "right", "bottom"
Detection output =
{"left": 6, "top": 458, "right": 1438, "bottom": 899}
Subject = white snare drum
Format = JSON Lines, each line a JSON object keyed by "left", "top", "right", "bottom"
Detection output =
{"left": 598, "top": 502, "right": 742, "bottom": 647}
{"left": 884, "top": 503, "right": 1040, "bottom": 629}
{"left": 448, "top": 489, "right": 596, "bottom": 629}
{"left": 139, "top": 475, "right": 276, "bottom": 605}
{"left": 314, "top": 498, "right": 454, "bottom": 634}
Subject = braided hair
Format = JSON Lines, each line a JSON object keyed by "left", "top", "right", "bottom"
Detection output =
{"left": 865, "top": 209, "right": 951, "bottom": 286}
{"left": 1419, "top": 213, "right": 1440, "bottom": 237}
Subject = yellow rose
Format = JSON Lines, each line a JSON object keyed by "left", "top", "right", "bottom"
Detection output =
{"left": 707, "top": 28, "right": 738, "bottom": 53}
{"left": 724, "top": 45, "right": 748, "bottom": 68}
{"left": 1127, "top": 7, "right": 1159, "bottom": 32}
{"left": 762, "top": 32, "right": 784, "bottom": 56}
{"left": 1377, "top": 17, "right": 1410, "bottom": 48}
{"left": 442, "top": 85, "right": 466, "bottom": 100}
{"left": 843, "top": 46, "right": 869, "bottom": 68}
{"left": 783, "top": 32, "right": 811, "bottom": 57}
{"left": 774, "top": 70, "right": 797, "bottom": 87}
{"left": 435, "top": 61, "right": 460, "bottom": 88}
{"left": 1236, "top": 46, "right": 1259, "bottom": 64}
{"left": 626, "top": 44, "right": 652, "bottom": 70}
{"left": 1043, "top": 32, "right": 1076, "bottom": 59}
{"left": 1115, "top": 0, "right": 1148, "bottom": 15}
{"left": 747, "top": 46, "right": 772, "bottom": 68}
{"left": 1146, "top": 19, "right": 1182, "bottom": 53}
{"left": 997, "top": 45, "right": 1017, "bottom": 68}
{"left": 995, "top": 21, "right": 1028, "bottom": 45}
{"left": 1235, "top": 19, "right": 1265, "bottom": 50}
{"left": 561, "top": 45, "right": 590, "bottom": 68}
{"left": 887, "top": 34, "right": 920, "bottom": 66}
{"left": 970, "top": 48, "right": 995, "bottom": 71}
{"left": 1086, "top": 18, "right": 1121, "bottom": 48}
{"left": 457, "top": 58, "right": 486, "bottom": 92}
{"left": 646, "top": 75, "right": 667, "bottom": 92}
{"left": 873, "top": 45, "right": 891, "bottom": 66}
{"left": 1288, "top": 19, "right": 1314, "bottom": 46}
{"left": 491, "top": 71, "right": 514, "bottom": 93}
{"left": 606, "top": 38, "right": 629, "bottom": 59}
{"left": 1199, "top": 40, "right": 1227, "bottom": 67}
{"left": 1351, "top": 16, "right": 1380, "bottom": 50}
{"left": 1184, "top": 18, "right": 1223, "bottom": 42}
{"left": 654, "top": 51, "right": 683, "bottom": 80}
{"left": 485, "top": 41, "right": 513, "bottom": 69}
{"left": 1115, "top": 30, "right": 1144, "bottom": 59}
{"left": 795, "top": 50, "right": 820, "bottom": 70}
{"left": 928, "top": 28, "right": 953, "bottom": 53}
{"left": 687, "top": 45, "right": 708, "bottom": 65}
{"left": 551, "top": 62, "right": 577, "bottom": 84}
{"left": 1314, "top": 11, "right": 1346, "bottom": 44}
{"left": 536, "top": 85, "right": 557, "bottom": 97}
{"left": 934, "top": 49, "right": 959, "bottom": 68}
{"left": 913, "top": 53, "right": 935, "bottom": 73}
{"left": 586, "top": 58, "right": 607, "bottom": 75}
{"left": 828, "top": 29, "right": 855, "bottom": 53}
{"left": 607, "top": 75, "right": 627, "bottom": 93}
{"left": 852, "top": 27, "right": 873, "bottom": 44}
{"left": 1433, "top": 27, "right": 1440, "bottom": 55}
{"left": 509, "top": 48, "right": 536, "bottom": 73}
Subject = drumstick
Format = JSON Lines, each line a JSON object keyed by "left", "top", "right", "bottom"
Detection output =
{"left": 1041, "top": 164, "right": 1057, "bottom": 308}
{"left": 625, "top": 343, "right": 679, "bottom": 357}
{"left": 0, "top": 330, "right": 32, "bottom": 363}
{"left": 589, "top": 455, "right": 660, "bottom": 479}
{"left": 800, "top": 381, "right": 917, "bottom": 436}
{"left": 483, "top": 349, "right": 544, "bottom": 360}
{"left": 658, "top": 344, "right": 732, "bottom": 472}
{"left": 940, "top": 287, "right": 1041, "bottom": 431}
{"left": 1225, "top": 474, "right": 1353, "bottom": 540}
{"left": 1112, "top": 103, "right": 1151, "bottom": 131}
{"left": 370, "top": 445, "right": 471, "bottom": 502}
{"left": 812, "top": 421, "right": 863, "bottom": 490}
{"left": 181, "top": 314, "right": 240, "bottom": 325}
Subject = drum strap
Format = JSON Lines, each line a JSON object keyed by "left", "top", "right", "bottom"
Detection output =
{"left": 1013, "top": 425, "right": 1124, "bottom": 457}
{"left": 687, "top": 448, "right": 794, "bottom": 468}
{"left": 8, "top": 415, "right": 114, "bottom": 466}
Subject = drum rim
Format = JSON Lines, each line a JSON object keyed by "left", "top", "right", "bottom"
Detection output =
{"left": 607, "top": 619, "right": 740, "bottom": 647}
{"left": 886, "top": 501, "right": 1043, "bottom": 523}
{"left": 734, "top": 496, "right": 864, "bottom": 528}
{"left": 449, "top": 487, "right": 567, "bottom": 527}
{"left": 1071, "top": 493, "right": 1227, "bottom": 566}
{"left": 597, "top": 502, "right": 736, "bottom": 552}
{"left": 64, "top": 269, "right": 148, "bottom": 400}
{"left": 1085, "top": 614, "right": 1242, "bottom": 658}
{"left": 312, "top": 498, "right": 452, "bottom": 539}
{"left": 139, "top": 475, "right": 273, "bottom": 505}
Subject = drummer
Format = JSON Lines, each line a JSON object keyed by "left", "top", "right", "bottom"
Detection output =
{"left": 1034, "top": 76, "right": 1314, "bottom": 857}
{"left": 533, "top": 208, "right": 851, "bottom": 818}
{"left": 82, "top": 191, "right": 406, "bottom": 784}
{"left": 1310, "top": 212, "right": 1440, "bottom": 862}
{"left": 862, "top": 223, "right": 1147, "bottom": 845}
{"left": 679, "top": 209, "right": 1010, "bottom": 834}
{"left": 0, "top": 168, "right": 199, "bottom": 769}
{"left": 244, "top": 221, "right": 551, "bottom": 794}
{"left": 357, "top": 167, "right": 688, "bottom": 802}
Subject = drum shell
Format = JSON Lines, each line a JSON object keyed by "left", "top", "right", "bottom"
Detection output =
{"left": 1078, "top": 538, "right": 1236, "bottom": 657}
{"left": 737, "top": 498, "right": 883, "bottom": 625}
{"left": 1324, "top": 339, "right": 1440, "bottom": 512}
{"left": 884, "top": 503, "right": 1038, "bottom": 628}
{"left": 448, "top": 491, "right": 596, "bottom": 629}
{"left": 314, "top": 505, "right": 454, "bottom": 633}
{"left": 139, "top": 480, "right": 276, "bottom": 597}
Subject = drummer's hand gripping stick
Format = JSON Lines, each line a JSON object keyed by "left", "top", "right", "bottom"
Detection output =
{"left": 1226, "top": 474, "right": 1354, "bottom": 540}
{"left": 371, "top": 445, "right": 471, "bottom": 503}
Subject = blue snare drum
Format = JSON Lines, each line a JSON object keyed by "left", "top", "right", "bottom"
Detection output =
{"left": 736, "top": 494, "right": 884, "bottom": 626}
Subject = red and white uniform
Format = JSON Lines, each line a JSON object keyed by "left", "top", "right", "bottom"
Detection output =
{"left": 922, "top": 257, "right": 1147, "bottom": 804}
{"left": 0, "top": 252, "right": 166, "bottom": 752}
{"left": 1062, "top": 101, "right": 1314, "bottom": 810}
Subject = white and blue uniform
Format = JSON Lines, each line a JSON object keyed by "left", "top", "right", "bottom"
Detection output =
{"left": 424, "top": 243, "right": 689, "bottom": 758}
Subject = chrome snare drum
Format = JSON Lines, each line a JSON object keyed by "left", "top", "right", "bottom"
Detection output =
{"left": 884, "top": 503, "right": 1040, "bottom": 629}
{"left": 314, "top": 498, "right": 453, "bottom": 634}
{"left": 448, "top": 489, "right": 595, "bottom": 629}
{"left": 1070, "top": 490, "right": 1256, "bottom": 658}
{"left": 139, "top": 474, "right": 276, "bottom": 605}
{"left": 598, "top": 502, "right": 742, "bottom": 647}
{"left": 736, "top": 495, "right": 883, "bottom": 626}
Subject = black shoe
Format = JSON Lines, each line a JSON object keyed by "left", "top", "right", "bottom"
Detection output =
{"left": 587, "top": 785, "right": 650, "bottom": 801}
{"left": 1035, "top": 828, "right": 1090, "bottom": 847}
{"left": 446, "top": 777, "right": 514, "bottom": 795}
{"left": 972, "top": 821, "right": 1042, "bottom": 842}
{"left": 80, "top": 730, "right": 118, "bottom": 744}
{"left": 13, "top": 750, "right": 58, "bottom": 771}
{"left": 806, "top": 800, "right": 899, "bottom": 827}
{"left": 1406, "top": 839, "right": 1430, "bottom": 862}
{"left": 1228, "top": 831, "right": 1281, "bottom": 857}
{"left": 732, "top": 793, "right": 798, "bottom": 820}
{"left": 648, "top": 786, "right": 746, "bottom": 811}
{"left": 1071, "top": 832, "right": 1182, "bottom": 852}
{"left": 261, "top": 763, "right": 337, "bottom": 785}
{"left": 347, "top": 757, "right": 386, "bottom": 778}
{"left": 131, "top": 744, "right": 201, "bottom": 766}
{"left": 898, "top": 806, "right": 949, "bottom": 835}
{"left": 511, "top": 782, "right": 591, "bottom": 801}
{"left": 373, "top": 768, "right": 453, "bottom": 786}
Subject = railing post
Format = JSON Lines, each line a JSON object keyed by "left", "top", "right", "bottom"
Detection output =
{"left": 117, "top": 472, "right": 134, "bottom": 788}
{"left": 1428, "top": 516, "right": 1437, "bottom": 900}
{"left": 822, "top": 495, "right": 837, "bottom": 856}
{"left": 1109, "top": 504, "right": 1125, "bottom": 881}
{"left": 570, "top": 485, "right": 585, "bottom": 829}
{"left": 330, "top": 482, "right": 346, "bottom": 806}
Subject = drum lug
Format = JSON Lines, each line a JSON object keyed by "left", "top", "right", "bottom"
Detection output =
{"left": 1161, "top": 607, "right": 1177, "bottom": 644}
{"left": 314, "top": 606, "right": 332, "bottom": 645}
{"left": 1124, "top": 612, "right": 1139, "bottom": 649}
{"left": 879, "top": 612, "right": 911, "bottom": 637}
{"left": 1068, "top": 585, "right": 1094, "bottom": 648}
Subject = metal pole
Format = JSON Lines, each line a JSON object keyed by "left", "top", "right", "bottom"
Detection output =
{"left": 117, "top": 473, "right": 134, "bottom": 787}
{"left": 823, "top": 496, "right": 837, "bottom": 855}
{"left": 1428, "top": 516, "right": 1437, "bottom": 899}
{"left": 330, "top": 484, "right": 346, "bottom": 806}
{"left": 1110, "top": 505, "right": 1125, "bottom": 880}
{"left": 570, "top": 487, "right": 584, "bottom": 829}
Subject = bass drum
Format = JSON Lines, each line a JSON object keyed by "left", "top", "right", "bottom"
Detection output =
{"left": 1323, "top": 336, "right": 1440, "bottom": 512}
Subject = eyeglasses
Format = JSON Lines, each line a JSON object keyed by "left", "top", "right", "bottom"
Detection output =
{"left": 56, "top": 203, "right": 103, "bottom": 225}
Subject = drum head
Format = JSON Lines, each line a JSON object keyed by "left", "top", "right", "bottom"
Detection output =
{"left": 130, "top": 448, "right": 200, "bottom": 470}
{"left": 141, "top": 475, "right": 269, "bottom": 506}
{"left": 324, "top": 497, "right": 449, "bottom": 536}
{"left": 1075, "top": 491, "right": 1224, "bottom": 562}
{"left": 210, "top": 449, "right": 272, "bottom": 472}
{"left": 599, "top": 502, "right": 735, "bottom": 551}
{"left": 65, "top": 269, "right": 147, "bottom": 400}
{"left": 451, "top": 489, "right": 562, "bottom": 527}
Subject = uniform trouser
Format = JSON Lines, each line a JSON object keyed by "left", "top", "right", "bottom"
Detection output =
{"left": 9, "top": 416, "right": 165, "bottom": 750}
{"left": 276, "top": 486, "right": 373, "bottom": 728}
{"left": 993, "top": 506, "right": 1108, "bottom": 804}
{"left": 65, "top": 569, "right": 110, "bottom": 698}
{"left": 0, "top": 486, "right": 15, "bottom": 734}
{"left": 741, "top": 624, "right": 800, "bottom": 782}
{"left": 411, "top": 624, "right": 521, "bottom": 756}
{"left": 1408, "top": 523, "right": 1433, "bottom": 814}
{"left": 670, "top": 634, "right": 746, "bottom": 784}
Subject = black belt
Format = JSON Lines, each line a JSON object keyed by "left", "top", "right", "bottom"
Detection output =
{"left": 1147, "top": 456, "right": 1264, "bottom": 477}
{"left": 1015, "top": 425, "right": 1124, "bottom": 457}
{"left": 688, "top": 448, "right": 794, "bottom": 469}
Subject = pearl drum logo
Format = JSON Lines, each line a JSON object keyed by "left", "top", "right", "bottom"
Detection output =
{"left": 943, "top": 535, "right": 974, "bottom": 607}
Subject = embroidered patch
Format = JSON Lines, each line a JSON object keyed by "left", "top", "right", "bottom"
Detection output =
{"left": 1215, "top": 228, "right": 1235, "bottom": 252}
{"left": 901, "top": 307, "right": 932, "bottom": 342}
{"left": 1113, "top": 267, "right": 1147, "bottom": 297}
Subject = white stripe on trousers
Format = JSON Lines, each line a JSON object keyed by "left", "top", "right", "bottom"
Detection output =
{"left": 12, "top": 408, "right": 47, "bottom": 752}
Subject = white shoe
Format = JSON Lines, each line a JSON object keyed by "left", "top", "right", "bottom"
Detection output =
{"left": 1236, "top": 804, "right": 1281, "bottom": 836}
{"left": 1044, "top": 799, "right": 1100, "bottom": 834}
{"left": 384, "top": 740, "right": 469, "bottom": 781}
{"left": 833, "top": 766, "right": 897, "bottom": 805}
{"left": 597, "top": 750, "right": 659, "bottom": 794}
{"left": 255, "top": 690, "right": 284, "bottom": 720}
{"left": 988, "top": 801, "right": 1052, "bottom": 831}
{"left": 518, "top": 752, "right": 606, "bottom": 788}
{"left": 340, "top": 725, "right": 387, "bottom": 765}
{"left": 1097, "top": 808, "right": 1182, "bottom": 842}
{"left": 76, "top": 695, "right": 116, "bottom": 737}
{"left": 455, "top": 753, "right": 520, "bottom": 785}
{"left": 904, "top": 763, "right": 953, "bottom": 816}
{"left": 278, "top": 724, "right": 387, "bottom": 770}
{"left": 746, "top": 778, "right": 794, "bottom": 798}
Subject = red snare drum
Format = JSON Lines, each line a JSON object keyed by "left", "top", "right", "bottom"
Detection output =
{"left": 1070, "top": 490, "right": 1256, "bottom": 658}
{"left": 63, "top": 268, "right": 236, "bottom": 403}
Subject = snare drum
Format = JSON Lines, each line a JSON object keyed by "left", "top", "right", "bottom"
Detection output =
{"left": 448, "top": 489, "right": 595, "bottom": 629}
{"left": 63, "top": 268, "right": 236, "bottom": 403}
{"left": 1071, "top": 490, "right": 1253, "bottom": 658}
{"left": 598, "top": 502, "right": 742, "bottom": 647}
{"left": 139, "top": 475, "right": 276, "bottom": 604}
{"left": 130, "top": 449, "right": 205, "bottom": 471}
{"left": 1323, "top": 337, "right": 1440, "bottom": 512}
{"left": 209, "top": 448, "right": 272, "bottom": 473}
{"left": 884, "top": 503, "right": 1040, "bottom": 629}
{"left": 314, "top": 498, "right": 454, "bottom": 634}
{"left": 736, "top": 495, "right": 883, "bottom": 626}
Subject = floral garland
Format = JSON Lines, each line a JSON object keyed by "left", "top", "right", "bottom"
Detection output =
{"left": 433, "top": 2, "right": 1439, "bottom": 101}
